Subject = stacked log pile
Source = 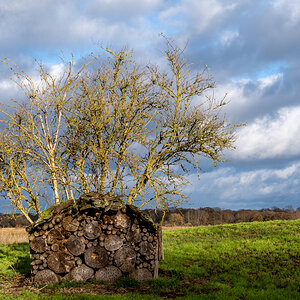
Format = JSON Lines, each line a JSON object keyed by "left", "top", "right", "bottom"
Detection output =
{"left": 27, "top": 193, "right": 162, "bottom": 285}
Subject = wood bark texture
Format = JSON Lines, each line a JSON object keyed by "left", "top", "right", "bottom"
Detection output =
{"left": 28, "top": 193, "right": 161, "bottom": 285}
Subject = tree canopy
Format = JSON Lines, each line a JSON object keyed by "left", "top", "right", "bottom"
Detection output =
{"left": 0, "top": 41, "right": 241, "bottom": 223}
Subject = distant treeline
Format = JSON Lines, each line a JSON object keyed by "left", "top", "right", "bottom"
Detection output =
{"left": 0, "top": 207, "right": 299, "bottom": 228}
{"left": 145, "top": 206, "right": 300, "bottom": 226}
{"left": 0, "top": 213, "right": 38, "bottom": 228}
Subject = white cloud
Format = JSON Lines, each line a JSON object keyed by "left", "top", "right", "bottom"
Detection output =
{"left": 233, "top": 105, "right": 300, "bottom": 160}
{"left": 273, "top": 0, "right": 300, "bottom": 26}
{"left": 257, "top": 73, "right": 283, "bottom": 89}
{"left": 49, "top": 64, "right": 64, "bottom": 78}
{"left": 274, "top": 165, "right": 296, "bottom": 179}
{"left": 0, "top": 79, "right": 15, "bottom": 91}
{"left": 220, "top": 30, "right": 239, "bottom": 46}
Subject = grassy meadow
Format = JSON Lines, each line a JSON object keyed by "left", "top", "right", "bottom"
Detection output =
{"left": 0, "top": 219, "right": 299, "bottom": 299}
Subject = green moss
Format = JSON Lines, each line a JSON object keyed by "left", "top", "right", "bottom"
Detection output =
{"left": 40, "top": 205, "right": 56, "bottom": 220}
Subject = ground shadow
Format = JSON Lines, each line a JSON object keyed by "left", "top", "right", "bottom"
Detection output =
{"left": 7, "top": 243, "right": 31, "bottom": 275}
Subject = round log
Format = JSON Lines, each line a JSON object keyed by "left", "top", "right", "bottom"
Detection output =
{"left": 30, "top": 237, "right": 47, "bottom": 253}
{"left": 129, "top": 268, "right": 153, "bottom": 281}
{"left": 48, "top": 251, "right": 75, "bottom": 274}
{"left": 114, "top": 246, "right": 136, "bottom": 273}
{"left": 51, "top": 244, "right": 60, "bottom": 252}
{"left": 33, "top": 259, "right": 42, "bottom": 265}
{"left": 66, "top": 235, "right": 86, "bottom": 256}
{"left": 62, "top": 216, "right": 79, "bottom": 232}
{"left": 83, "top": 221, "right": 100, "bottom": 240}
{"left": 139, "top": 241, "right": 154, "bottom": 256}
{"left": 95, "top": 266, "right": 122, "bottom": 283}
{"left": 104, "top": 235, "right": 123, "bottom": 252}
{"left": 42, "top": 224, "right": 49, "bottom": 231}
{"left": 69, "top": 265, "right": 94, "bottom": 282}
{"left": 113, "top": 211, "right": 130, "bottom": 229}
{"left": 47, "top": 229, "right": 63, "bottom": 245}
{"left": 34, "top": 269, "right": 59, "bottom": 285}
{"left": 126, "top": 229, "right": 141, "bottom": 243}
{"left": 84, "top": 246, "right": 108, "bottom": 268}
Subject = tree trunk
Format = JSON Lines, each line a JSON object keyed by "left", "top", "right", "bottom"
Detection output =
{"left": 51, "top": 170, "right": 60, "bottom": 205}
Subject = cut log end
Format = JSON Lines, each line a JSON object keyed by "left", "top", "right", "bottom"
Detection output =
{"left": 66, "top": 235, "right": 86, "bottom": 256}
{"left": 84, "top": 246, "right": 108, "bottom": 268}
{"left": 69, "top": 265, "right": 94, "bottom": 282}
{"left": 34, "top": 269, "right": 59, "bottom": 285}
{"left": 95, "top": 266, "right": 122, "bottom": 283}
{"left": 104, "top": 235, "right": 123, "bottom": 252}
{"left": 130, "top": 268, "right": 153, "bottom": 282}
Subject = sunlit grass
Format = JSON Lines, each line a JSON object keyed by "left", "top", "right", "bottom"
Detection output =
{"left": 160, "top": 219, "right": 300, "bottom": 299}
{"left": 0, "top": 220, "right": 299, "bottom": 299}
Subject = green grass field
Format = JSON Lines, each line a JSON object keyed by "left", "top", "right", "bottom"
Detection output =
{"left": 0, "top": 219, "right": 299, "bottom": 299}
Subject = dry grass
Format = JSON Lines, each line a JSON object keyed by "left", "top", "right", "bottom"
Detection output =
{"left": 0, "top": 227, "right": 28, "bottom": 244}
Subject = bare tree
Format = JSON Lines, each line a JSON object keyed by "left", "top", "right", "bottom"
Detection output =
{"left": 0, "top": 41, "right": 242, "bottom": 222}
{"left": 0, "top": 58, "right": 90, "bottom": 222}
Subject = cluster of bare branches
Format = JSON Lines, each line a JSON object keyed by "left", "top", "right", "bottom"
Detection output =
{"left": 0, "top": 41, "right": 241, "bottom": 223}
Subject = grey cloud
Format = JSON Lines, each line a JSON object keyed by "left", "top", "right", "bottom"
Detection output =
{"left": 185, "top": 161, "right": 300, "bottom": 209}
{"left": 85, "top": 0, "right": 163, "bottom": 22}
{"left": 0, "top": 0, "right": 165, "bottom": 63}
{"left": 0, "top": 0, "right": 299, "bottom": 210}
{"left": 179, "top": 0, "right": 300, "bottom": 81}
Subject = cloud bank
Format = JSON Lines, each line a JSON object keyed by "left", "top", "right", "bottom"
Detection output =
{"left": 0, "top": 0, "right": 299, "bottom": 209}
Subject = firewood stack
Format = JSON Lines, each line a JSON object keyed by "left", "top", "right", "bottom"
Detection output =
{"left": 27, "top": 193, "right": 163, "bottom": 285}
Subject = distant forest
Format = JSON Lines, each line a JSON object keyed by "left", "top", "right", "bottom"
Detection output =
{"left": 1, "top": 206, "right": 299, "bottom": 228}
{"left": 146, "top": 206, "right": 300, "bottom": 226}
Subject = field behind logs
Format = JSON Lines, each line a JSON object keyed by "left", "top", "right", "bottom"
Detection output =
{"left": 0, "top": 219, "right": 299, "bottom": 299}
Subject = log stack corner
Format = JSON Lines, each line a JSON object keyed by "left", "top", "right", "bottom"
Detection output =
{"left": 26, "top": 193, "right": 163, "bottom": 285}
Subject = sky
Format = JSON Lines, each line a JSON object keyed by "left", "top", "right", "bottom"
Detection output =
{"left": 0, "top": 0, "right": 299, "bottom": 210}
